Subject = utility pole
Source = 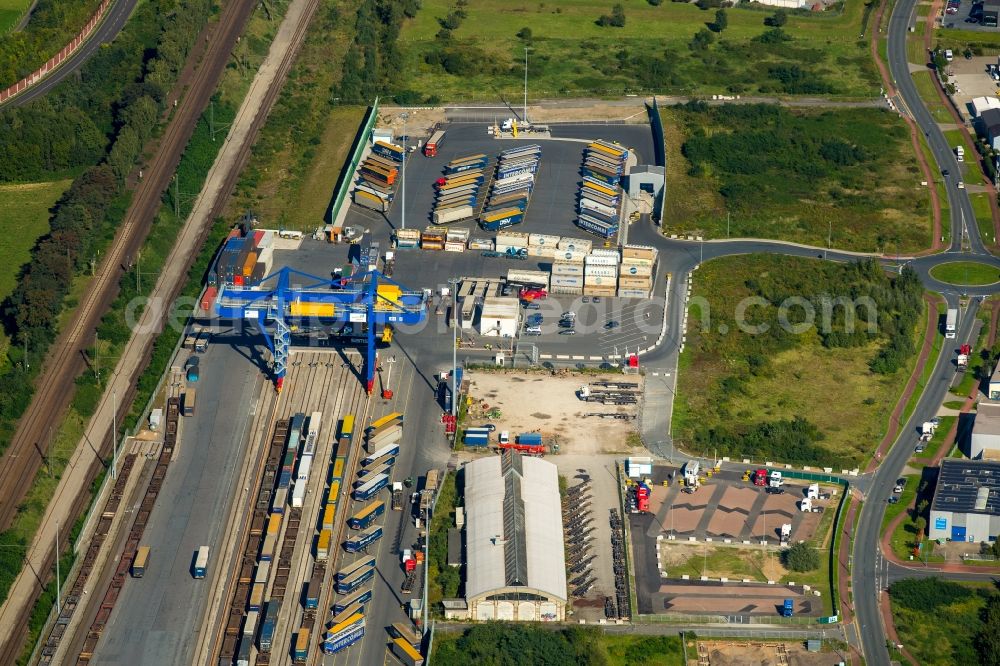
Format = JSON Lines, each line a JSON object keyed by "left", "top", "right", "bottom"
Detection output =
{"left": 94, "top": 333, "right": 99, "bottom": 380}
{"left": 136, "top": 251, "right": 141, "bottom": 293}
{"left": 174, "top": 174, "right": 180, "bottom": 218}
{"left": 450, "top": 278, "right": 459, "bottom": 417}
{"left": 401, "top": 113, "right": 409, "bottom": 230}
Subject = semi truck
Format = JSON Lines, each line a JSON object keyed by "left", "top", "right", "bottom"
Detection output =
{"left": 946, "top": 308, "right": 958, "bottom": 338}
{"left": 392, "top": 481, "right": 404, "bottom": 510}
{"left": 334, "top": 587, "right": 373, "bottom": 613}
{"left": 423, "top": 130, "right": 446, "bottom": 157}
{"left": 336, "top": 565, "right": 375, "bottom": 594}
{"left": 322, "top": 613, "right": 366, "bottom": 654}
{"left": 348, "top": 500, "right": 386, "bottom": 530}
{"left": 344, "top": 526, "right": 383, "bottom": 553}
{"left": 363, "top": 443, "right": 401, "bottom": 466}
{"left": 352, "top": 473, "right": 390, "bottom": 501}
{"left": 192, "top": 546, "right": 209, "bottom": 579}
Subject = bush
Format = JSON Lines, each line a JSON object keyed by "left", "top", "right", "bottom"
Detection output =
{"left": 765, "top": 9, "right": 788, "bottom": 27}
{"left": 890, "top": 577, "right": 974, "bottom": 612}
{"left": 597, "top": 3, "right": 626, "bottom": 27}
{"left": 783, "top": 541, "right": 820, "bottom": 572}
{"left": 517, "top": 27, "right": 532, "bottom": 40}
{"left": 710, "top": 9, "right": 728, "bottom": 33}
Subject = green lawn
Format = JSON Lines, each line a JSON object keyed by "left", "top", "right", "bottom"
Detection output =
{"left": 914, "top": 415, "right": 956, "bottom": 463}
{"left": 674, "top": 255, "right": 925, "bottom": 468}
{"left": 397, "top": 0, "right": 879, "bottom": 100}
{"left": 891, "top": 579, "right": 993, "bottom": 665}
{"left": 929, "top": 261, "right": 1000, "bottom": 285}
{"left": 0, "top": 0, "right": 30, "bottom": 33}
{"left": 0, "top": 180, "right": 69, "bottom": 302}
{"left": 660, "top": 105, "right": 930, "bottom": 251}
{"left": 901, "top": 301, "right": 941, "bottom": 425}
{"left": 969, "top": 193, "right": 996, "bottom": 246}
{"left": 911, "top": 70, "right": 955, "bottom": 123}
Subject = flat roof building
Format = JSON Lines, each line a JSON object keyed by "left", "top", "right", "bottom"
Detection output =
{"left": 972, "top": 402, "right": 1000, "bottom": 460}
{"left": 477, "top": 297, "right": 519, "bottom": 338}
{"left": 929, "top": 459, "right": 1000, "bottom": 542}
{"left": 448, "top": 451, "right": 566, "bottom": 622}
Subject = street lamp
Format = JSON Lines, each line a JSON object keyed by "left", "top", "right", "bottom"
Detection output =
{"left": 449, "top": 278, "right": 460, "bottom": 417}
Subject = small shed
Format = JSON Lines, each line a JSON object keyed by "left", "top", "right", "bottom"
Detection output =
{"left": 478, "top": 297, "right": 519, "bottom": 337}
{"left": 806, "top": 639, "right": 822, "bottom": 652}
{"left": 447, "top": 528, "right": 462, "bottom": 567}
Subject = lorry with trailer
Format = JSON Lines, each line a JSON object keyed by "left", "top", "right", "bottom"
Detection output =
{"left": 423, "top": 130, "right": 446, "bottom": 157}
{"left": 957, "top": 343, "right": 971, "bottom": 370}
{"left": 956, "top": 145, "right": 965, "bottom": 162}
{"left": 344, "top": 526, "right": 384, "bottom": 552}
{"left": 392, "top": 481, "right": 404, "bottom": 510}
{"left": 334, "top": 587, "right": 373, "bottom": 613}
{"left": 348, "top": 500, "right": 386, "bottom": 530}
{"left": 336, "top": 565, "right": 375, "bottom": 595}
{"left": 192, "top": 546, "right": 210, "bottom": 578}
{"left": 946, "top": 308, "right": 958, "bottom": 338}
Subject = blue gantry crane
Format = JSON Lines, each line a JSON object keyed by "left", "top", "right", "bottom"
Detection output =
{"left": 211, "top": 266, "right": 426, "bottom": 393}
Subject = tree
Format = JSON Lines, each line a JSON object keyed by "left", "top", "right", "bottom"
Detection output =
{"left": 598, "top": 3, "right": 626, "bottom": 27}
{"left": 991, "top": 537, "right": 1000, "bottom": 559}
{"left": 690, "top": 28, "right": 715, "bottom": 51}
{"left": 783, "top": 541, "right": 819, "bottom": 572}
{"left": 765, "top": 9, "right": 788, "bottom": 27}
{"left": 648, "top": 0, "right": 663, "bottom": 4}
{"left": 711, "top": 9, "right": 728, "bottom": 32}
{"left": 975, "top": 595, "right": 1000, "bottom": 666}
{"left": 516, "top": 26, "right": 532, "bottom": 40}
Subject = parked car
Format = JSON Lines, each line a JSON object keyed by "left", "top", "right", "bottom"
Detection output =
{"left": 605, "top": 320, "right": 620, "bottom": 329}
{"left": 558, "top": 320, "right": 575, "bottom": 328}
{"left": 888, "top": 496, "right": 899, "bottom": 504}
{"left": 915, "top": 443, "right": 927, "bottom": 454}
{"left": 561, "top": 311, "right": 576, "bottom": 319}
{"left": 526, "top": 314, "right": 543, "bottom": 326}
{"left": 559, "top": 329, "right": 578, "bottom": 336}
{"left": 524, "top": 302, "right": 541, "bottom": 310}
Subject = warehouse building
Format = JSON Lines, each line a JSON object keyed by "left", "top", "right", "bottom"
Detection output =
{"left": 928, "top": 459, "right": 1000, "bottom": 542}
{"left": 477, "top": 297, "right": 519, "bottom": 338}
{"left": 971, "top": 402, "right": 1000, "bottom": 459}
{"left": 446, "top": 451, "right": 566, "bottom": 621}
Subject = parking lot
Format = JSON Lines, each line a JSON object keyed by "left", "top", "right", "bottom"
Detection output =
{"left": 940, "top": 0, "right": 997, "bottom": 32}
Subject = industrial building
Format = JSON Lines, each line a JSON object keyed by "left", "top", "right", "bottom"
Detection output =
{"left": 477, "top": 297, "right": 519, "bottom": 338}
{"left": 989, "top": 364, "right": 1000, "bottom": 401}
{"left": 928, "top": 459, "right": 1000, "bottom": 542}
{"left": 445, "top": 451, "right": 566, "bottom": 622}
{"left": 971, "top": 402, "right": 1000, "bottom": 459}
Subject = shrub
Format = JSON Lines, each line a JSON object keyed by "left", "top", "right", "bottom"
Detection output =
{"left": 783, "top": 541, "right": 820, "bottom": 572}
{"left": 890, "top": 577, "right": 974, "bottom": 612}
{"left": 597, "top": 3, "right": 626, "bottom": 27}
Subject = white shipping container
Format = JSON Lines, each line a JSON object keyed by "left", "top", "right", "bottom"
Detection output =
{"left": 446, "top": 228, "right": 471, "bottom": 242}
{"left": 497, "top": 230, "right": 530, "bottom": 247}
{"left": 468, "top": 238, "right": 494, "bottom": 250}
{"left": 589, "top": 248, "right": 620, "bottom": 258}
{"left": 620, "top": 257, "right": 655, "bottom": 268}
{"left": 583, "top": 285, "right": 617, "bottom": 297}
{"left": 550, "top": 285, "right": 584, "bottom": 295}
{"left": 258, "top": 230, "right": 274, "bottom": 249}
{"left": 554, "top": 249, "right": 587, "bottom": 263}
{"left": 557, "top": 237, "right": 593, "bottom": 254}
{"left": 623, "top": 245, "right": 658, "bottom": 260}
{"left": 617, "top": 288, "right": 651, "bottom": 299}
{"left": 507, "top": 269, "right": 550, "bottom": 287}
{"left": 584, "top": 266, "right": 618, "bottom": 278}
{"left": 552, "top": 262, "right": 585, "bottom": 276}
{"left": 444, "top": 241, "right": 466, "bottom": 252}
{"left": 618, "top": 276, "right": 653, "bottom": 289}
{"left": 528, "top": 233, "right": 561, "bottom": 247}
{"left": 584, "top": 254, "right": 618, "bottom": 266}
{"left": 526, "top": 246, "right": 557, "bottom": 258}
{"left": 619, "top": 263, "right": 652, "bottom": 278}
{"left": 291, "top": 483, "right": 307, "bottom": 508}
{"left": 584, "top": 275, "right": 616, "bottom": 287}
{"left": 551, "top": 276, "right": 584, "bottom": 287}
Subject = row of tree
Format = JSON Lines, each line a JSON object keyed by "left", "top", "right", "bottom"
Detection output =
{"left": 0, "top": 0, "right": 216, "bottom": 447}
{"left": 336, "top": 0, "right": 421, "bottom": 104}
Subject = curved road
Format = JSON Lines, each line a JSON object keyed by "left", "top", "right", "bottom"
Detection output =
{"left": 0, "top": 0, "right": 138, "bottom": 109}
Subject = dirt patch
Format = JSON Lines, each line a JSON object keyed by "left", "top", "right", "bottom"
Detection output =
{"left": 463, "top": 370, "right": 643, "bottom": 456}
{"left": 696, "top": 640, "right": 844, "bottom": 666}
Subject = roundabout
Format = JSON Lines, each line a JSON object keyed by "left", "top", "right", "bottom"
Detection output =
{"left": 928, "top": 261, "right": 1000, "bottom": 286}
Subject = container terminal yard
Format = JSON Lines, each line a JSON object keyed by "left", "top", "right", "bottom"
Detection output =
{"left": 51, "top": 110, "right": 680, "bottom": 666}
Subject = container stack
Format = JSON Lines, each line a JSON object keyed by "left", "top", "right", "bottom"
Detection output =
{"left": 393, "top": 228, "right": 421, "bottom": 249}
{"left": 527, "top": 233, "right": 560, "bottom": 258}
{"left": 480, "top": 145, "right": 541, "bottom": 231}
{"left": 583, "top": 252, "right": 617, "bottom": 299}
{"left": 576, "top": 140, "right": 628, "bottom": 239}
{"left": 506, "top": 269, "right": 550, "bottom": 291}
{"left": 208, "top": 227, "right": 274, "bottom": 288}
{"left": 550, "top": 257, "right": 585, "bottom": 295}
{"left": 617, "top": 245, "right": 658, "bottom": 298}
{"left": 420, "top": 226, "right": 447, "bottom": 251}
{"left": 433, "top": 154, "right": 489, "bottom": 225}
{"left": 444, "top": 227, "right": 470, "bottom": 252}
{"left": 495, "top": 230, "right": 530, "bottom": 255}
{"left": 352, "top": 141, "right": 404, "bottom": 213}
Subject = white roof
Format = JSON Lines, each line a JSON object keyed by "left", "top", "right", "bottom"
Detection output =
{"left": 464, "top": 453, "right": 566, "bottom": 602}
{"left": 480, "top": 297, "right": 520, "bottom": 320}
{"left": 972, "top": 96, "right": 1000, "bottom": 117}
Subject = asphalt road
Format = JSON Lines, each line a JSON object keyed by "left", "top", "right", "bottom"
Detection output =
{"left": 1, "top": 0, "right": 139, "bottom": 109}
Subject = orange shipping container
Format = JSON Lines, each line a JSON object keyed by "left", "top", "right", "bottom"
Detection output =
{"left": 242, "top": 251, "right": 258, "bottom": 278}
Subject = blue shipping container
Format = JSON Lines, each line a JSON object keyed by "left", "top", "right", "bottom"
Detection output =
{"left": 518, "top": 433, "right": 543, "bottom": 446}
{"left": 323, "top": 624, "right": 366, "bottom": 654}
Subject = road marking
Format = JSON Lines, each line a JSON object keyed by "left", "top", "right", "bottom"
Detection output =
{"left": 588, "top": 356, "right": 602, "bottom": 360}
{"left": 540, "top": 354, "right": 552, "bottom": 359}
{"left": 572, "top": 355, "right": 585, "bottom": 360}
{"left": 556, "top": 354, "right": 570, "bottom": 359}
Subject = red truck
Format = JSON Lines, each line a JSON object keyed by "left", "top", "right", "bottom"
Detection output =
{"left": 424, "top": 130, "right": 445, "bottom": 157}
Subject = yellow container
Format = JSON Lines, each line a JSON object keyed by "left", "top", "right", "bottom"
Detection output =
{"left": 290, "top": 301, "right": 336, "bottom": 317}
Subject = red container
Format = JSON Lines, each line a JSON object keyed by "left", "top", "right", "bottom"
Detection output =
{"left": 404, "top": 559, "right": 416, "bottom": 573}
{"left": 253, "top": 230, "right": 264, "bottom": 246}
{"left": 201, "top": 286, "right": 218, "bottom": 312}
{"left": 233, "top": 275, "right": 244, "bottom": 286}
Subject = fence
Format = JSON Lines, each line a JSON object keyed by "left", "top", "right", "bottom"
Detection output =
{"left": 327, "top": 98, "right": 379, "bottom": 226}
{"left": 0, "top": 0, "right": 112, "bottom": 105}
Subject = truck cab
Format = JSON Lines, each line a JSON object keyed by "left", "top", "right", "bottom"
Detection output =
{"left": 498, "top": 431, "right": 511, "bottom": 446}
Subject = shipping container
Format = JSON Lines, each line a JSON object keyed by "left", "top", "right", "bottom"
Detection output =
{"left": 618, "top": 276, "right": 654, "bottom": 289}
{"left": 131, "top": 546, "right": 150, "bottom": 578}
{"left": 550, "top": 285, "right": 584, "bottom": 295}
{"left": 557, "top": 237, "right": 593, "bottom": 253}
{"left": 394, "top": 229, "right": 421, "bottom": 249}
{"left": 525, "top": 245, "right": 556, "bottom": 258}
{"left": 364, "top": 154, "right": 399, "bottom": 172}
{"left": 354, "top": 189, "right": 390, "bottom": 213}
{"left": 271, "top": 487, "right": 288, "bottom": 515}
{"left": 348, "top": 500, "right": 386, "bottom": 530}
{"left": 392, "top": 637, "right": 425, "bottom": 666}
{"left": 336, "top": 556, "right": 377, "bottom": 581}
{"left": 317, "top": 529, "right": 333, "bottom": 559}
{"left": 577, "top": 215, "right": 618, "bottom": 239}
{"left": 291, "top": 482, "right": 307, "bottom": 509}
{"left": 254, "top": 560, "right": 271, "bottom": 585}
{"left": 336, "top": 565, "right": 375, "bottom": 594}
{"left": 552, "top": 262, "right": 585, "bottom": 276}
{"left": 334, "top": 587, "right": 373, "bottom": 612}
{"left": 259, "top": 602, "right": 278, "bottom": 652}
{"left": 619, "top": 263, "right": 653, "bottom": 278}
{"left": 433, "top": 206, "right": 474, "bottom": 225}
{"left": 331, "top": 458, "right": 347, "bottom": 482}
{"left": 506, "top": 269, "right": 549, "bottom": 288}
{"left": 352, "top": 473, "right": 390, "bottom": 501}
{"left": 448, "top": 153, "right": 487, "bottom": 168}
{"left": 528, "top": 233, "right": 560, "bottom": 248}
{"left": 368, "top": 412, "right": 404, "bottom": 435}
{"left": 182, "top": 389, "right": 196, "bottom": 417}
{"left": 622, "top": 245, "right": 658, "bottom": 261}
{"left": 500, "top": 144, "right": 542, "bottom": 159}
{"left": 294, "top": 628, "right": 310, "bottom": 662}
{"left": 193, "top": 546, "right": 209, "bottom": 578}
{"left": 481, "top": 209, "right": 525, "bottom": 231}
{"left": 372, "top": 141, "right": 405, "bottom": 162}
{"left": 260, "top": 532, "right": 277, "bottom": 561}
{"left": 305, "top": 572, "right": 321, "bottom": 609}
{"left": 551, "top": 276, "right": 584, "bottom": 287}
{"left": 584, "top": 266, "right": 618, "bottom": 278}
{"left": 343, "top": 526, "right": 383, "bottom": 553}
{"left": 584, "top": 254, "right": 618, "bottom": 266}
{"left": 249, "top": 582, "right": 265, "bottom": 611}
{"left": 322, "top": 504, "right": 336, "bottom": 532}
{"left": 588, "top": 140, "right": 628, "bottom": 159}
{"left": 579, "top": 197, "right": 619, "bottom": 220}
{"left": 363, "top": 438, "right": 401, "bottom": 464}
{"left": 267, "top": 513, "right": 281, "bottom": 536}
{"left": 496, "top": 230, "right": 530, "bottom": 247}
{"left": 360, "top": 453, "right": 397, "bottom": 474}
{"left": 617, "top": 288, "right": 651, "bottom": 299}
{"left": 322, "top": 614, "right": 365, "bottom": 654}
{"left": 243, "top": 610, "right": 259, "bottom": 637}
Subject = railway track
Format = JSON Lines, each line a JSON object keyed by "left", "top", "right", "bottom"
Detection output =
{"left": 210, "top": 352, "right": 371, "bottom": 666}
{"left": 0, "top": 1, "right": 258, "bottom": 656}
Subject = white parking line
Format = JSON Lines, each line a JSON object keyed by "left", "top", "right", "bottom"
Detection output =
{"left": 588, "top": 356, "right": 603, "bottom": 360}
{"left": 556, "top": 354, "right": 570, "bottom": 359}
{"left": 540, "top": 354, "right": 553, "bottom": 359}
{"left": 571, "top": 355, "right": 585, "bottom": 360}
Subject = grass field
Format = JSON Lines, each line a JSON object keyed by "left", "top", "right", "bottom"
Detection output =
{"left": 891, "top": 579, "right": 993, "bottom": 665}
{"left": 674, "top": 255, "right": 924, "bottom": 468}
{"left": 0, "top": 180, "right": 69, "bottom": 302}
{"left": 396, "top": 0, "right": 880, "bottom": 101}
{"left": 901, "top": 301, "right": 942, "bottom": 424}
{"left": 969, "top": 192, "right": 996, "bottom": 245}
{"left": 912, "top": 70, "right": 955, "bottom": 123}
{"left": 660, "top": 104, "right": 930, "bottom": 252}
{"left": 930, "top": 261, "right": 1000, "bottom": 285}
{"left": 0, "top": 0, "right": 30, "bottom": 33}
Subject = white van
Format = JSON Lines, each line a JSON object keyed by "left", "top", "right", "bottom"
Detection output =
{"left": 945, "top": 49, "right": 954, "bottom": 62}
{"left": 524, "top": 326, "right": 542, "bottom": 336}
